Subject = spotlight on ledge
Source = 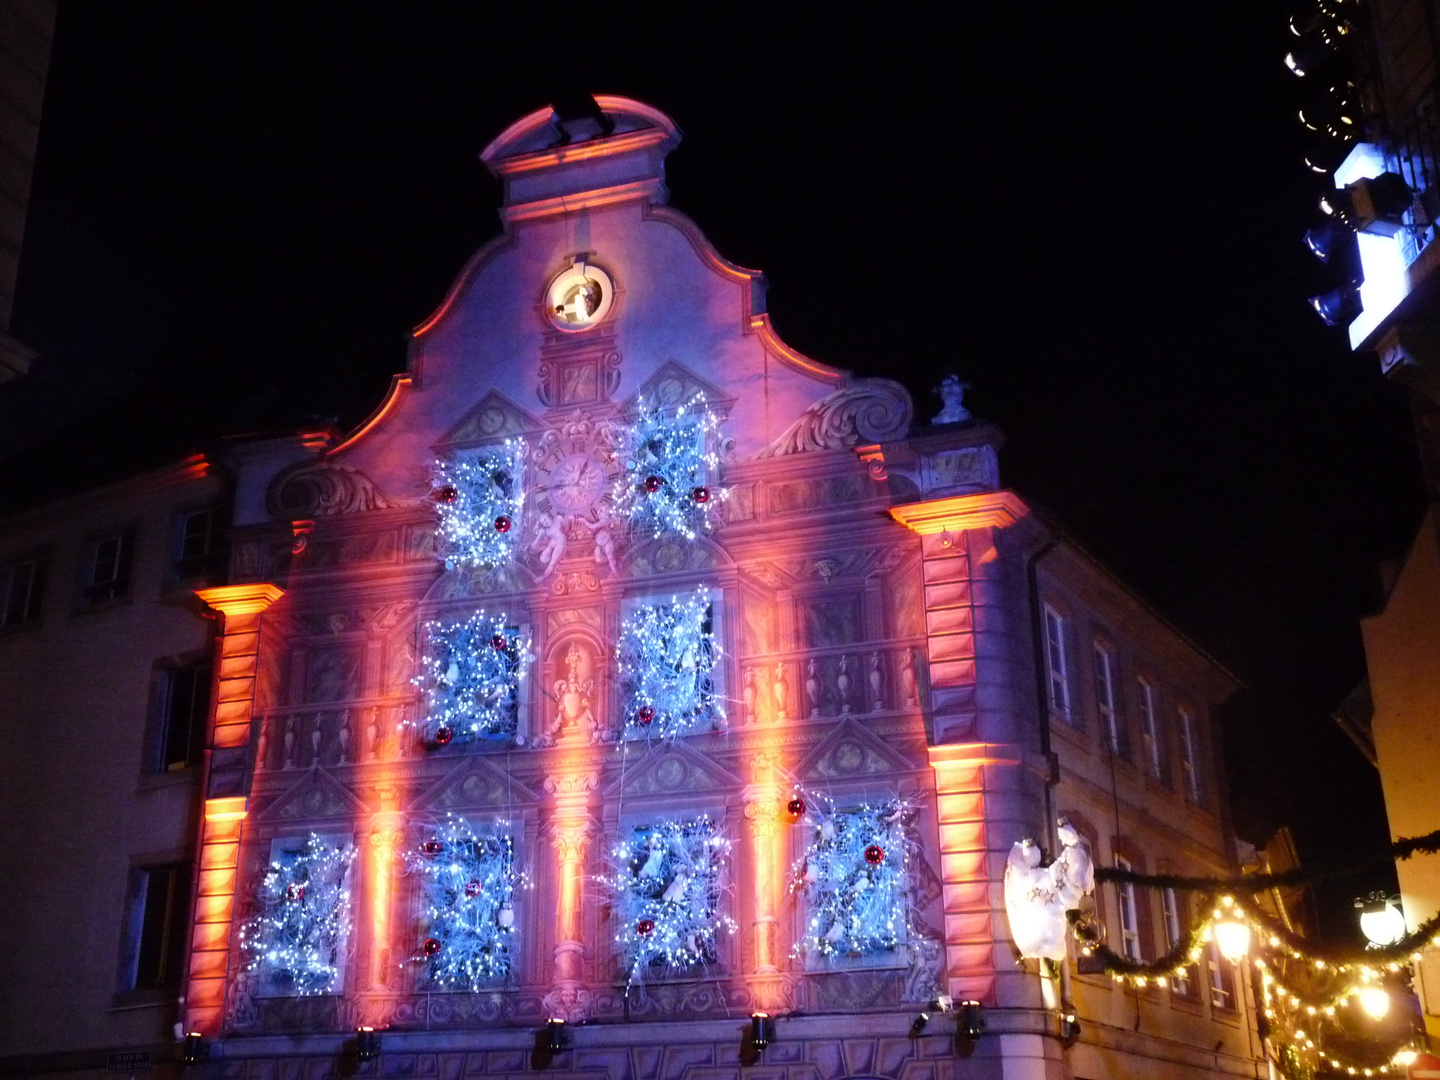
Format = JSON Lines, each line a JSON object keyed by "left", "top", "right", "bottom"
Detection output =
{"left": 544, "top": 1018, "right": 570, "bottom": 1054}
{"left": 958, "top": 1000, "right": 986, "bottom": 1041}
{"left": 181, "top": 1032, "right": 207, "bottom": 1066}
{"left": 356, "top": 1026, "right": 381, "bottom": 1062}
{"left": 1061, "top": 1012, "right": 1082, "bottom": 1049}
{"left": 1309, "top": 285, "right": 1362, "bottom": 327}
{"left": 910, "top": 1012, "right": 930, "bottom": 1036}
{"left": 750, "top": 1012, "right": 776, "bottom": 1051}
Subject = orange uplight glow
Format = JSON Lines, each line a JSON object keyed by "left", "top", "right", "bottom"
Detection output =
{"left": 204, "top": 797, "right": 247, "bottom": 822}
{"left": 326, "top": 375, "right": 411, "bottom": 455}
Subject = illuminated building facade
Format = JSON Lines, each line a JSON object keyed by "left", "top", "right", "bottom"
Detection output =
{"left": 0, "top": 98, "right": 1262, "bottom": 1080}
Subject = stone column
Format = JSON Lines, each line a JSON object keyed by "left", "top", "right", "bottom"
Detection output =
{"left": 184, "top": 583, "right": 284, "bottom": 1036}
{"left": 542, "top": 772, "right": 597, "bottom": 1022}
{"left": 888, "top": 493, "right": 1039, "bottom": 1009}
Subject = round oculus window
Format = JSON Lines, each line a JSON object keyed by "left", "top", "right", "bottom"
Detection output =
{"left": 546, "top": 261, "right": 614, "bottom": 330}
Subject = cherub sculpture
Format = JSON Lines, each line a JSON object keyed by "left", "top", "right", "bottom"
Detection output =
{"left": 1002, "top": 818, "right": 1095, "bottom": 962}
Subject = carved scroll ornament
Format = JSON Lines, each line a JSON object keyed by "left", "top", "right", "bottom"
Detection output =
{"left": 753, "top": 379, "right": 913, "bottom": 459}
{"left": 267, "top": 461, "right": 398, "bottom": 520}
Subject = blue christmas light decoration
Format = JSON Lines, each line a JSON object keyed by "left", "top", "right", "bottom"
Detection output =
{"left": 239, "top": 834, "right": 355, "bottom": 995}
{"left": 791, "top": 795, "right": 911, "bottom": 959}
{"left": 615, "top": 586, "right": 722, "bottom": 739}
{"left": 605, "top": 815, "right": 735, "bottom": 986}
{"left": 432, "top": 439, "right": 525, "bottom": 569}
{"left": 612, "top": 394, "right": 724, "bottom": 540}
{"left": 404, "top": 815, "right": 526, "bottom": 990}
{"left": 414, "top": 611, "right": 533, "bottom": 743}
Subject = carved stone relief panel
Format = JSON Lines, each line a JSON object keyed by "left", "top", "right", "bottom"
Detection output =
{"left": 767, "top": 473, "right": 870, "bottom": 516}
{"left": 922, "top": 444, "right": 999, "bottom": 494}
{"left": 303, "top": 646, "right": 363, "bottom": 704}
{"left": 800, "top": 595, "right": 863, "bottom": 649}
{"left": 302, "top": 530, "right": 400, "bottom": 570}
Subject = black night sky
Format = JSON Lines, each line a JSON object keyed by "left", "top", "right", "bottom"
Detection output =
{"left": 2, "top": 6, "right": 1425, "bottom": 940}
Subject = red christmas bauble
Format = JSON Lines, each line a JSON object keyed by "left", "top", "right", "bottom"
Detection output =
{"left": 434, "top": 726, "right": 454, "bottom": 745}
{"left": 691, "top": 486, "right": 710, "bottom": 504}
{"left": 421, "top": 840, "right": 444, "bottom": 856}
{"left": 637, "top": 919, "right": 656, "bottom": 936}
{"left": 864, "top": 844, "right": 885, "bottom": 865}
{"left": 491, "top": 634, "right": 508, "bottom": 651}
{"left": 787, "top": 797, "right": 806, "bottom": 818}
{"left": 285, "top": 884, "right": 306, "bottom": 902}
{"left": 432, "top": 485, "right": 458, "bottom": 504}
{"left": 636, "top": 705, "right": 655, "bottom": 725}
{"left": 464, "top": 880, "right": 482, "bottom": 898}
{"left": 643, "top": 475, "right": 664, "bottom": 493}
{"left": 494, "top": 515, "right": 511, "bottom": 533}
{"left": 422, "top": 937, "right": 442, "bottom": 956}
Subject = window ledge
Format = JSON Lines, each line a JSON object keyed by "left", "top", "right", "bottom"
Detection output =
{"left": 137, "top": 769, "right": 200, "bottom": 793}
{"left": 109, "top": 988, "right": 174, "bottom": 1012}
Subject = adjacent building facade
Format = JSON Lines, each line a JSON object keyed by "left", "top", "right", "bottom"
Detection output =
{"left": 0, "top": 98, "right": 1263, "bottom": 1080}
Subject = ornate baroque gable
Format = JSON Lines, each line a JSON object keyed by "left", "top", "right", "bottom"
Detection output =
{"left": 267, "top": 460, "right": 398, "bottom": 520}
{"left": 753, "top": 379, "right": 913, "bottom": 459}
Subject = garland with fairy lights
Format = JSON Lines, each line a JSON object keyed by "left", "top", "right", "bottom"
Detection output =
{"left": 604, "top": 815, "right": 735, "bottom": 986}
{"left": 413, "top": 611, "right": 533, "bottom": 744}
{"left": 404, "top": 815, "right": 525, "bottom": 991}
{"left": 1074, "top": 893, "right": 1432, "bottom": 1077}
{"left": 239, "top": 834, "right": 355, "bottom": 996}
{"left": 615, "top": 586, "right": 722, "bottom": 739}
{"left": 611, "top": 393, "right": 724, "bottom": 540}
{"left": 1095, "top": 827, "right": 1440, "bottom": 895}
{"left": 431, "top": 439, "right": 526, "bottom": 570}
{"left": 790, "top": 794, "right": 913, "bottom": 960}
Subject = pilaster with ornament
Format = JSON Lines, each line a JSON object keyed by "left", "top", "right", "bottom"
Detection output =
{"left": 185, "top": 583, "right": 285, "bottom": 1036}
{"left": 360, "top": 789, "right": 406, "bottom": 1005}
{"left": 888, "top": 491, "right": 1045, "bottom": 1008}
{"left": 542, "top": 772, "right": 598, "bottom": 1021}
{"left": 743, "top": 751, "right": 788, "bottom": 1009}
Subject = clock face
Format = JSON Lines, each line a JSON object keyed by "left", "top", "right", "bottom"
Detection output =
{"left": 547, "top": 451, "right": 609, "bottom": 514}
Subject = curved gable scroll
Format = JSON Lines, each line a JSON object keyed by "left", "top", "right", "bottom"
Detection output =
{"left": 267, "top": 460, "right": 399, "bottom": 521}
{"left": 753, "top": 380, "right": 913, "bottom": 459}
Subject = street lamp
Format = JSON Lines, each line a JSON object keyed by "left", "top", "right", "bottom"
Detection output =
{"left": 1356, "top": 892, "right": 1406, "bottom": 948}
{"left": 1213, "top": 899, "right": 1251, "bottom": 962}
{"left": 1358, "top": 985, "right": 1391, "bottom": 1020}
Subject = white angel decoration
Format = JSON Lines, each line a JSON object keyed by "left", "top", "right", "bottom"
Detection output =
{"left": 1002, "top": 817, "right": 1095, "bottom": 962}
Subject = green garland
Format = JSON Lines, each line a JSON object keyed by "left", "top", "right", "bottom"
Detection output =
{"left": 1070, "top": 894, "right": 1216, "bottom": 979}
{"left": 1094, "top": 828, "right": 1440, "bottom": 894}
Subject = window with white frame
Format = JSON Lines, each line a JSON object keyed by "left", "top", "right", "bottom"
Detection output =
{"left": 1178, "top": 706, "right": 1203, "bottom": 805}
{"left": 1162, "top": 887, "right": 1193, "bottom": 996}
{"left": 1094, "top": 643, "right": 1123, "bottom": 754}
{"left": 1208, "top": 939, "right": 1235, "bottom": 1010}
{"left": 1138, "top": 677, "right": 1164, "bottom": 780}
{"left": 1116, "top": 855, "right": 1142, "bottom": 961}
{"left": 0, "top": 556, "right": 45, "bottom": 628}
{"left": 84, "top": 531, "right": 134, "bottom": 605}
{"left": 118, "top": 861, "right": 191, "bottom": 993}
{"left": 1043, "top": 605, "right": 1071, "bottom": 721}
{"left": 175, "top": 506, "right": 225, "bottom": 581}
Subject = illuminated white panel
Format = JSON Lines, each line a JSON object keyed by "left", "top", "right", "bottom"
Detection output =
{"left": 1334, "top": 142, "right": 1386, "bottom": 186}
{"left": 1349, "top": 230, "right": 1412, "bottom": 348}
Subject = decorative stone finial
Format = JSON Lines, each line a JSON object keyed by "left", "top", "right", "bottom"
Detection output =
{"left": 931, "top": 374, "right": 971, "bottom": 425}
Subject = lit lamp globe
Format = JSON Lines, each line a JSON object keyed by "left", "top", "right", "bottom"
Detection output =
{"left": 1358, "top": 985, "right": 1391, "bottom": 1020}
{"left": 1359, "top": 898, "right": 1406, "bottom": 948}
{"left": 1213, "top": 918, "right": 1252, "bottom": 962}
